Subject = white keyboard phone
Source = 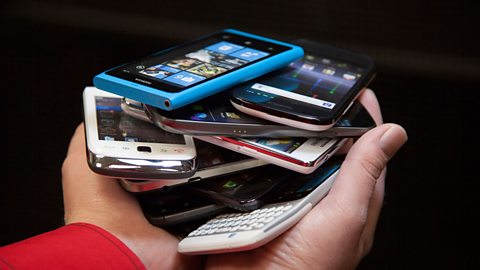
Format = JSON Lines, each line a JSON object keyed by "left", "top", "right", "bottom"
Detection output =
{"left": 177, "top": 156, "right": 343, "bottom": 254}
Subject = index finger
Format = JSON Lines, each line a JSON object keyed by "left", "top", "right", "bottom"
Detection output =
{"left": 358, "top": 88, "right": 383, "bottom": 126}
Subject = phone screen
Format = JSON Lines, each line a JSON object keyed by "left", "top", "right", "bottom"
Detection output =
{"left": 95, "top": 96, "right": 186, "bottom": 144}
{"left": 155, "top": 91, "right": 272, "bottom": 124}
{"left": 264, "top": 155, "right": 343, "bottom": 203}
{"left": 242, "top": 138, "right": 308, "bottom": 154}
{"left": 136, "top": 186, "right": 217, "bottom": 218}
{"left": 194, "top": 139, "right": 251, "bottom": 169}
{"left": 189, "top": 165, "right": 289, "bottom": 209}
{"left": 106, "top": 32, "right": 290, "bottom": 93}
{"left": 232, "top": 53, "right": 366, "bottom": 111}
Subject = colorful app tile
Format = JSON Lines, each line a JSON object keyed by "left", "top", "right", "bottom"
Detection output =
{"left": 230, "top": 48, "right": 269, "bottom": 62}
{"left": 342, "top": 72, "right": 357, "bottom": 81}
{"left": 301, "top": 62, "right": 316, "bottom": 71}
{"left": 322, "top": 67, "right": 336, "bottom": 76}
{"left": 164, "top": 58, "right": 203, "bottom": 70}
{"left": 187, "top": 63, "right": 227, "bottom": 78}
{"left": 186, "top": 49, "right": 248, "bottom": 69}
{"left": 163, "top": 71, "right": 205, "bottom": 87}
{"left": 205, "top": 41, "right": 244, "bottom": 54}
{"left": 139, "top": 64, "right": 180, "bottom": 79}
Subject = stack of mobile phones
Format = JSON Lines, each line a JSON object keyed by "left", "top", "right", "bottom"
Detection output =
{"left": 84, "top": 29, "right": 376, "bottom": 254}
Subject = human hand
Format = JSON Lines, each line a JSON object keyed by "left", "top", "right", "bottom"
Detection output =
{"left": 61, "top": 124, "right": 201, "bottom": 269}
{"left": 61, "top": 88, "right": 407, "bottom": 270}
{"left": 203, "top": 89, "right": 407, "bottom": 269}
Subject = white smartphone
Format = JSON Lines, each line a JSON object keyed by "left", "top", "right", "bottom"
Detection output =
{"left": 177, "top": 154, "right": 344, "bottom": 254}
{"left": 195, "top": 135, "right": 346, "bottom": 174}
{"left": 120, "top": 139, "right": 268, "bottom": 192}
{"left": 83, "top": 86, "right": 197, "bottom": 180}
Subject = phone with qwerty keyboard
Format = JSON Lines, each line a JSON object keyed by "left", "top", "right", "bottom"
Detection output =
{"left": 177, "top": 155, "right": 344, "bottom": 254}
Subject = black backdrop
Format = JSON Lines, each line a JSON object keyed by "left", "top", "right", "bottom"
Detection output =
{"left": 1, "top": 1, "right": 478, "bottom": 269}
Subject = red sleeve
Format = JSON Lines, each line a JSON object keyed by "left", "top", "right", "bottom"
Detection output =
{"left": 0, "top": 223, "right": 145, "bottom": 270}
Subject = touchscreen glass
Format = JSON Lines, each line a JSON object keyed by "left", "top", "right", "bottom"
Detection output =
{"left": 194, "top": 139, "right": 250, "bottom": 169}
{"left": 190, "top": 165, "right": 288, "bottom": 202}
{"left": 157, "top": 91, "right": 272, "bottom": 124}
{"left": 95, "top": 96, "right": 186, "bottom": 144}
{"left": 137, "top": 187, "right": 215, "bottom": 217}
{"left": 106, "top": 32, "right": 289, "bottom": 93}
{"left": 233, "top": 54, "right": 366, "bottom": 111}
{"left": 243, "top": 138, "right": 308, "bottom": 154}
{"left": 265, "top": 156, "right": 343, "bottom": 203}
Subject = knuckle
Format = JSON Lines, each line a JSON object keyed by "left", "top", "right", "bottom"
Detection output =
{"left": 356, "top": 155, "right": 386, "bottom": 184}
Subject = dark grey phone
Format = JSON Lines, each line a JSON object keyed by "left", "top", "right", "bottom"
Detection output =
{"left": 136, "top": 185, "right": 226, "bottom": 227}
{"left": 143, "top": 90, "right": 375, "bottom": 137}
{"left": 186, "top": 164, "right": 292, "bottom": 211}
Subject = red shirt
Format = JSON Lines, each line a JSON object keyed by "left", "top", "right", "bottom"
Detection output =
{"left": 0, "top": 223, "right": 145, "bottom": 270}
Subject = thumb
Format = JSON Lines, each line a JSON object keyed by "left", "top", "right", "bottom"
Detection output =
{"left": 323, "top": 123, "right": 407, "bottom": 224}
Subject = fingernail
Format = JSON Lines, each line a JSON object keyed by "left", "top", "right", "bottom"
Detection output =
{"left": 379, "top": 124, "right": 408, "bottom": 158}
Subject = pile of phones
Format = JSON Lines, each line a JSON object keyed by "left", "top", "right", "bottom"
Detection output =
{"left": 83, "top": 29, "right": 376, "bottom": 254}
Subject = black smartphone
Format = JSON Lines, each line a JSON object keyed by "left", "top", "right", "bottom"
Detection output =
{"left": 144, "top": 88, "right": 375, "bottom": 137}
{"left": 187, "top": 165, "right": 293, "bottom": 211}
{"left": 230, "top": 39, "right": 376, "bottom": 131}
{"left": 136, "top": 185, "right": 227, "bottom": 227}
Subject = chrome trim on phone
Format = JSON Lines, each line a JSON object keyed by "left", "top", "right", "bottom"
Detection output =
{"left": 87, "top": 150, "right": 196, "bottom": 180}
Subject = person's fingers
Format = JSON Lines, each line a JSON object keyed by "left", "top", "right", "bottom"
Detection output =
{"left": 315, "top": 123, "right": 407, "bottom": 243}
{"left": 358, "top": 88, "right": 383, "bottom": 125}
{"left": 61, "top": 123, "right": 197, "bottom": 269}
{"left": 61, "top": 123, "right": 139, "bottom": 224}
{"left": 357, "top": 168, "right": 386, "bottom": 255}
{"left": 336, "top": 88, "right": 382, "bottom": 155}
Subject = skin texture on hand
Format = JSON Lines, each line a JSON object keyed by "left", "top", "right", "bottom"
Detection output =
{"left": 61, "top": 88, "right": 407, "bottom": 270}
{"left": 61, "top": 126, "right": 203, "bottom": 269}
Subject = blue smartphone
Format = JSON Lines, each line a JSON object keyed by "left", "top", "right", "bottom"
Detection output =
{"left": 93, "top": 29, "right": 304, "bottom": 111}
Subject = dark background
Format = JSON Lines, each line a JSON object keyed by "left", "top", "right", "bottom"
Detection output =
{"left": 1, "top": 1, "right": 478, "bottom": 269}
